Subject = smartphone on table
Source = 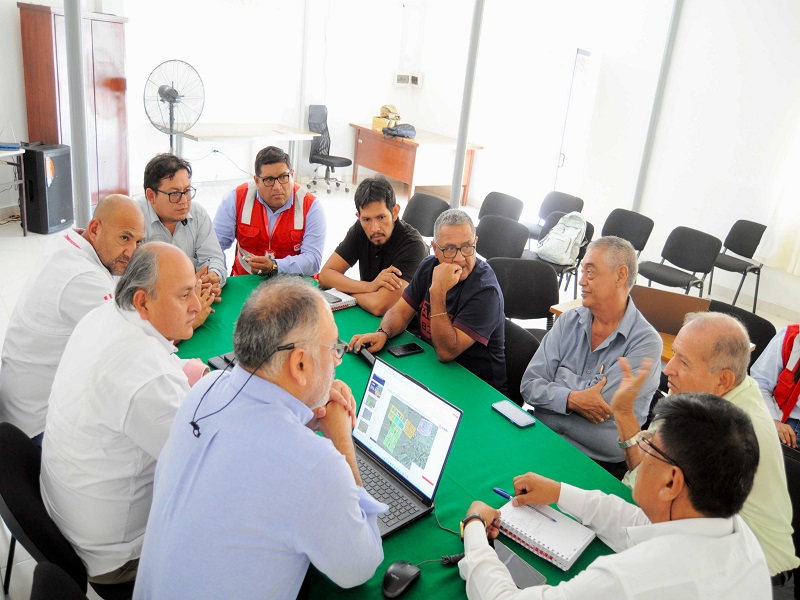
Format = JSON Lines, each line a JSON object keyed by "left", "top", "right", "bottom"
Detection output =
{"left": 492, "top": 400, "right": 536, "bottom": 428}
{"left": 387, "top": 342, "right": 424, "bottom": 358}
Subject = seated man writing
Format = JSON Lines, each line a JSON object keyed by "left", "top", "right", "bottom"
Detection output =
{"left": 318, "top": 177, "right": 428, "bottom": 316}
{"left": 459, "top": 392, "right": 770, "bottom": 599}
{"left": 613, "top": 312, "right": 799, "bottom": 579}
{"left": 521, "top": 236, "right": 662, "bottom": 477}
{"left": 350, "top": 209, "right": 506, "bottom": 392}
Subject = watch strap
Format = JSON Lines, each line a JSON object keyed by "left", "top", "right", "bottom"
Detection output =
{"left": 618, "top": 431, "right": 641, "bottom": 449}
{"left": 460, "top": 512, "right": 486, "bottom": 540}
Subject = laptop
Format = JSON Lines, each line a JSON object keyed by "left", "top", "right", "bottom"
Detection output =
{"left": 353, "top": 357, "right": 462, "bottom": 537}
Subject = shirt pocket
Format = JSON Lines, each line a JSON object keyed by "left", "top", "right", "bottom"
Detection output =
{"left": 237, "top": 223, "right": 262, "bottom": 246}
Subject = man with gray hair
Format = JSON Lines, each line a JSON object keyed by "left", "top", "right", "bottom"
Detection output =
{"left": 612, "top": 311, "right": 799, "bottom": 578}
{"left": 521, "top": 236, "right": 663, "bottom": 478}
{"left": 41, "top": 242, "right": 205, "bottom": 585}
{"left": 134, "top": 277, "right": 385, "bottom": 599}
{"left": 350, "top": 209, "right": 507, "bottom": 391}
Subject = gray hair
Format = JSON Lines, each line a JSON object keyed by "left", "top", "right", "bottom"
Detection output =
{"left": 433, "top": 209, "right": 475, "bottom": 240}
{"left": 586, "top": 236, "right": 638, "bottom": 290}
{"left": 683, "top": 312, "right": 751, "bottom": 385}
{"left": 233, "top": 277, "right": 325, "bottom": 378}
{"left": 115, "top": 242, "right": 159, "bottom": 309}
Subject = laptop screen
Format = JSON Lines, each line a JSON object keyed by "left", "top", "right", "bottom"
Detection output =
{"left": 353, "top": 358, "right": 462, "bottom": 502}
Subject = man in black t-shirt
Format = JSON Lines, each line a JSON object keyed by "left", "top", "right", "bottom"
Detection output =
{"left": 349, "top": 209, "right": 507, "bottom": 392}
{"left": 319, "top": 177, "right": 428, "bottom": 316}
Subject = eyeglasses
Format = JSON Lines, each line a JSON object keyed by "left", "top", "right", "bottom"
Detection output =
{"left": 432, "top": 242, "right": 477, "bottom": 259}
{"left": 155, "top": 187, "right": 196, "bottom": 203}
{"left": 321, "top": 342, "right": 347, "bottom": 359}
{"left": 636, "top": 430, "right": 690, "bottom": 486}
{"left": 258, "top": 173, "right": 291, "bottom": 187}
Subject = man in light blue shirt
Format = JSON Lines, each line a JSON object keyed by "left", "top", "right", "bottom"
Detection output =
{"left": 134, "top": 277, "right": 385, "bottom": 599}
{"left": 521, "top": 237, "right": 662, "bottom": 476}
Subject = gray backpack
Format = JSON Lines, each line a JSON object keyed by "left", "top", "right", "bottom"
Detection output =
{"left": 535, "top": 212, "right": 587, "bottom": 265}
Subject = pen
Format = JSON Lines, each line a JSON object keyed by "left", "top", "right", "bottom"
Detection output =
{"left": 599, "top": 364, "right": 604, "bottom": 374}
{"left": 493, "top": 487, "right": 557, "bottom": 523}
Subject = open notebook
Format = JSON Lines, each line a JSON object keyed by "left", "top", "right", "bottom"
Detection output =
{"left": 498, "top": 500, "right": 595, "bottom": 571}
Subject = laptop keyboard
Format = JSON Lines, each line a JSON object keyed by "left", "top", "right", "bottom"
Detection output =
{"left": 357, "top": 455, "right": 421, "bottom": 526}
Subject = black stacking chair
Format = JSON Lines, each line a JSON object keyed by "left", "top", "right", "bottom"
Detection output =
{"left": 708, "top": 299, "right": 776, "bottom": 368}
{"left": 0, "top": 423, "right": 134, "bottom": 599}
{"left": 31, "top": 562, "right": 89, "bottom": 600}
{"left": 708, "top": 220, "right": 767, "bottom": 313}
{"left": 475, "top": 215, "right": 529, "bottom": 260}
{"left": 601, "top": 208, "right": 654, "bottom": 257}
{"left": 638, "top": 226, "right": 722, "bottom": 297}
{"left": 781, "top": 445, "right": 800, "bottom": 599}
{"left": 488, "top": 257, "right": 560, "bottom": 342}
{"left": 525, "top": 191, "right": 584, "bottom": 244}
{"left": 402, "top": 192, "right": 449, "bottom": 238}
{"left": 504, "top": 319, "right": 540, "bottom": 406}
{"left": 307, "top": 104, "right": 352, "bottom": 194}
{"left": 478, "top": 192, "right": 524, "bottom": 222}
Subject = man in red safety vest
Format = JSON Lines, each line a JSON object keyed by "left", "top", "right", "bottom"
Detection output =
{"left": 213, "top": 146, "right": 326, "bottom": 278}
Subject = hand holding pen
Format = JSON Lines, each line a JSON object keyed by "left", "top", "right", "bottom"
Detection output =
{"left": 493, "top": 487, "right": 557, "bottom": 522}
{"left": 508, "top": 472, "right": 563, "bottom": 509}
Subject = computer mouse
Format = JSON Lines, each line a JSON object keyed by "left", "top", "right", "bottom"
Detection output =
{"left": 382, "top": 560, "right": 421, "bottom": 598}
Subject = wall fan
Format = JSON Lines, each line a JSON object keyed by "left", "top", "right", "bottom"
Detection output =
{"left": 143, "top": 60, "right": 205, "bottom": 153}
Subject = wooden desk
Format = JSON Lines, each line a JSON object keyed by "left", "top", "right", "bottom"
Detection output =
{"left": 0, "top": 149, "right": 26, "bottom": 236}
{"left": 350, "top": 124, "right": 483, "bottom": 206}
{"left": 175, "top": 123, "right": 318, "bottom": 168}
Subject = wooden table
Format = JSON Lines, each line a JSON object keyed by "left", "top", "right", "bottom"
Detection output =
{"left": 0, "top": 149, "right": 26, "bottom": 236}
{"left": 350, "top": 124, "right": 483, "bottom": 205}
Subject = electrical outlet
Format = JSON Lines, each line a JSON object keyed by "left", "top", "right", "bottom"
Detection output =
{"left": 410, "top": 73, "right": 423, "bottom": 88}
{"left": 394, "top": 73, "right": 410, "bottom": 87}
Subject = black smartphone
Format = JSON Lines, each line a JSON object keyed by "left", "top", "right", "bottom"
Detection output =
{"left": 494, "top": 539, "right": 547, "bottom": 588}
{"left": 492, "top": 400, "right": 536, "bottom": 428}
{"left": 387, "top": 342, "right": 424, "bottom": 358}
{"left": 207, "top": 352, "right": 236, "bottom": 371}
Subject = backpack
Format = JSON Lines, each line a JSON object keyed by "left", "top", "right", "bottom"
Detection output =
{"left": 383, "top": 124, "right": 416, "bottom": 139}
{"left": 535, "top": 211, "right": 587, "bottom": 265}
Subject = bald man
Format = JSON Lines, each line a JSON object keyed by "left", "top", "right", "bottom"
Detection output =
{"left": 0, "top": 195, "right": 145, "bottom": 443}
{"left": 41, "top": 242, "right": 204, "bottom": 585}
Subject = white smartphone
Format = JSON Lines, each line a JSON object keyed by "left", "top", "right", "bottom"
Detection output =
{"left": 492, "top": 400, "right": 536, "bottom": 428}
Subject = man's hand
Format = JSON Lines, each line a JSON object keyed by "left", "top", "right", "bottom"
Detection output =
{"left": 349, "top": 331, "right": 388, "bottom": 354}
{"left": 610, "top": 357, "right": 654, "bottom": 415}
{"left": 311, "top": 380, "right": 357, "bottom": 428}
{"left": 197, "top": 265, "right": 223, "bottom": 301}
{"left": 192, "top": 281, "right": 215, "bottom": 330}
{"left": 567, "top": 378, "right": 612, "bottom": 424}
{"left": 465, "top": 501, "right": 501, "bottom": 540}
{"left": 775, "top": 420, "right": 798, "bottom": 448}
{"left": 512, "top": 472, "right": 561, "bottom": 507}
{"left": 430, "top": 263, "right": 462, "bottom": 296}
{"left": 244, "top": 254, "right": 274, "bottom": 275}
{"left": 371, "top": 266, "right": 404, "bottom": 292}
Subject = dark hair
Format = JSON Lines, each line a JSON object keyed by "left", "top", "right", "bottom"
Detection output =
{"left": 115, "top": 242, "right": 160, "bottom": 309}
{"left": 653, "top": 392, "right": 759, "bottom": 518}
{"left": 233, "top": 277, "right": 323, "bottom": 375}
{"left": 143, "top": 153, "right": 192, "bottom": 193}
{"left": 254, "top": 146, "right": 292, "bottom": 175}
{"left": 353, "top": 177, "right": 396, "bottom": 213}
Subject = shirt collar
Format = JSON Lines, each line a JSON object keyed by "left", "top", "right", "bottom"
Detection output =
{"left": 578, "top": 296, "right": 640, "bottom": 345}
{"left": 143, "top": 200, "right": 194, "bottom": 226}
{"left": 227, "top": 364, "right": 314, "bottom": 424}
{"left": 117, "top": 306, "right": 177, "bottom": 354}
{"left": 625, "top": 515, "right": 736, "bottom": 547}
{"left": 256, "top": 188, "right": 295, "bottom": 217}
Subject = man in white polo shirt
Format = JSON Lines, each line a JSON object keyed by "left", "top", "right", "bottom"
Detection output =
{"left": 0, "top": 194, "right": 145, "bottom": 443}
{"left": 41, "top": 242, "right": 204, "bottom": 585}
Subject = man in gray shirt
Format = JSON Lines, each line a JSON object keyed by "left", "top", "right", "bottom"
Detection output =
{"left": 521, "top": 236, "right": 662, "bottom": 477}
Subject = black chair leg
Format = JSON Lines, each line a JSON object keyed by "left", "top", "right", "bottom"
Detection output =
{"left": 732, "top": 272, "right": 747, "bottom": 307}
{"left": 708, "top": 267, "right": 714, "bottom": 295}
{"left": 3, "top": 535, "right": 15, "bottom": 594}
{"left": 752, "top": 270, "right": 761, "bottom": 313}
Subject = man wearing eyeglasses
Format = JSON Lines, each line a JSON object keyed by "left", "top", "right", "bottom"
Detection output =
{"left": 612, "top": 312, "right": 799, "bottom": 580}
{"left": 350, "top": 209, "right": 507, "bottom": 392}
{"left": 134, "top": 278, "right": 384, "bottom": 599}
{"left": 458, "top": 393, "right": 770, "bottom": 599}
{"left": 213, "top": 146, "right": 325, "bottom": 277}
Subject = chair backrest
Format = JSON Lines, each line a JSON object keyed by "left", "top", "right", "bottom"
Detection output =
{"left": 478, "top": 192, "right": 524, "bottom": 221}
{"left": 308, "top": 104, "right": 331, "bottom": 159}
{"left": 601, "top": 208, "right": 655, "bottom": 254}
{"left": 475, "top": 215, "right": 529, "bottom": 260}
{"left": 536, "top": 211, "right": 566, "bottom": 241}
{"left": 402, "top": 193, "right": 450, "bottom": 237}
{"left": 708, "top": 299, "right": 777, "bottom": 367}
{"left": 0, "top": 423, "right": 88, "bottom": 592}
{"left": 722, "top": 219, "right": 767, "bottom": 259}
{"left": 538, "top": 191, "right": 584, "bottom": 221}
{"left": 504, "top": 319, "right": 540, "bottom": 406}
{"left": 31, "top": 562, "right": 89, "bottom": 600}
{"left": 661, "top": 226, "right": 722, "bottom": 274}
{"left": 781, "top": 445, "right": 800, "bottom": 561}
{"left": 488, "top": 257, "right": 560, "bottom": 320}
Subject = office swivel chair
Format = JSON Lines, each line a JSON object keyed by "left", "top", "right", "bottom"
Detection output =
{"left": 307, "top": 105, "right": 352, "bottom": 194}
{"left": 707, "top": 219, "right": 767, "bottom": 313}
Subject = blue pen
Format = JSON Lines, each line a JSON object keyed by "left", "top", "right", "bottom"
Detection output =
{"left": 493, "top": 487, "right": 557, "bottom": 523}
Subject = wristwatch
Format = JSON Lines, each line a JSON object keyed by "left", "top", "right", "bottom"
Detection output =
{"left": 460, "top": 513, "right": 486, "bottom": 540}
{"left": 267, "top": 261, "right": 278, "bottom": 277}
{"left": 618, "top": 431, "right": 641, "bottom": 449}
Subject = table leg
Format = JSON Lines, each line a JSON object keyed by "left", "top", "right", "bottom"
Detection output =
{"left": 352, "top": 132, "right": 361, "bottom": 184}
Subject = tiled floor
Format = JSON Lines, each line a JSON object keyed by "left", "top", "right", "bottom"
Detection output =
{"left": 0, "top": 179, "right": 794, "bottom": 598}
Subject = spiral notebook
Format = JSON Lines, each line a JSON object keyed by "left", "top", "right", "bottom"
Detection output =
{"left": 498, "top": 500, "right": 595, "bottom": 571}
{"left": 321, "top": 289, "right": 357, "bottom": 311}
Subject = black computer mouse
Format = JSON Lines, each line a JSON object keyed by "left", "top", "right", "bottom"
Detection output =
{"left": 382, "top": 560, "right": 421, "bottom": 598}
